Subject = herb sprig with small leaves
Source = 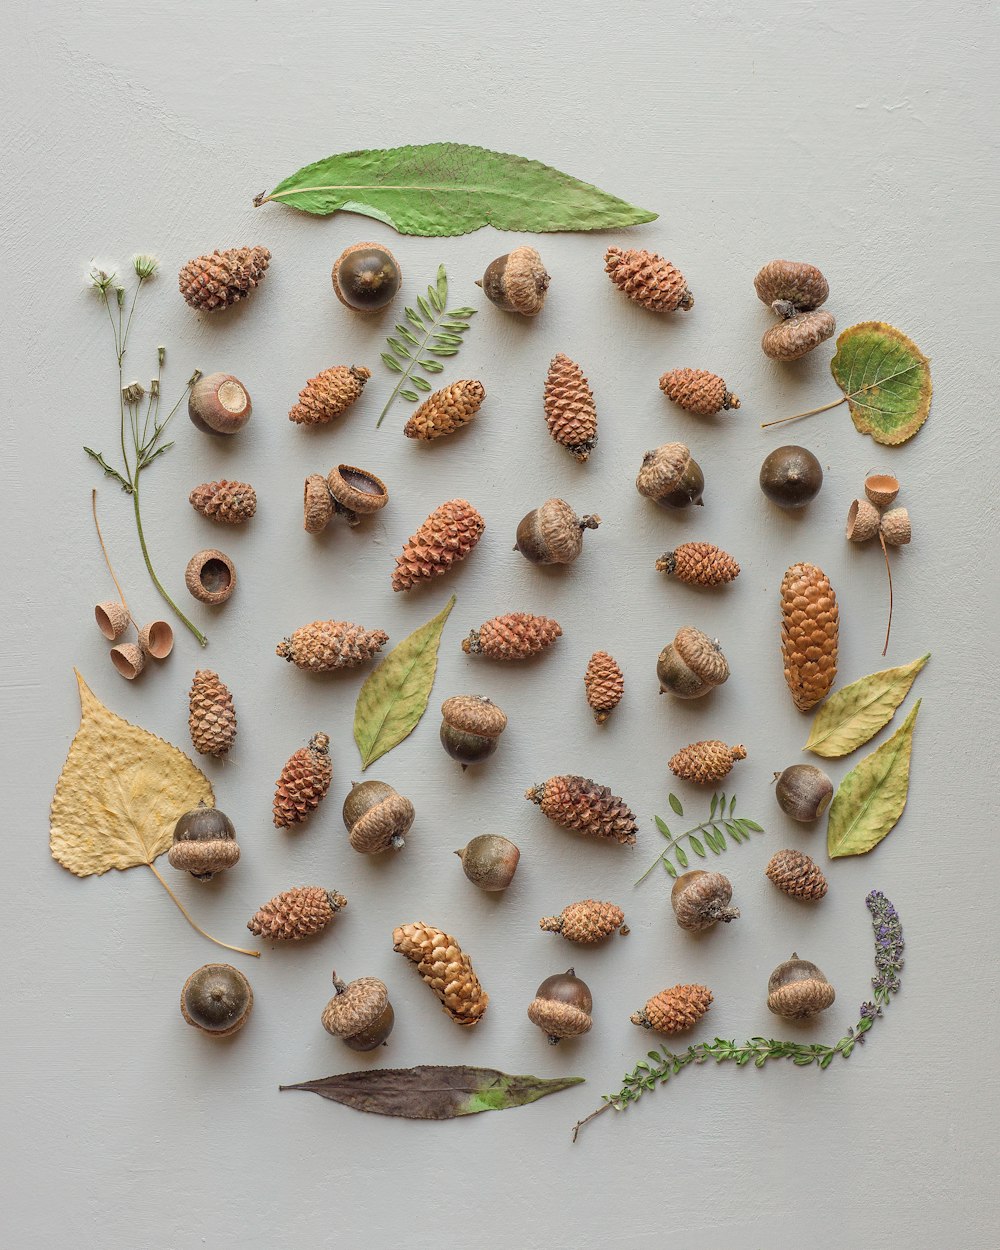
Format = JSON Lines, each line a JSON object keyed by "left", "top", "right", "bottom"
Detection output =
{"left": 636, "top": 792, "right": 765, "bottom": 885}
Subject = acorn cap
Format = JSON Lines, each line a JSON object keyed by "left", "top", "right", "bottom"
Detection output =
{"left": 138, "top": 620, "right": 174, "bottom": 659}
{"left": 845, "top": 498, "right": 881, "bottom": 543}
{"left": 753, "top": 260, "right": 830, "bottom": 312}
{"left": 762, "top": 310, "right": 836, "bottom": 360}
{"left": 441, "top": 694, "right": 508, "bottom": 737}
{"left": 110, "top": 642, "right": 145, "bottom": 680}
{"left": 673, "top": 626, "right": 730, "bottom": 687}
{"left": 864, "top": 473, "right": 900, "bottom": 508}
{"left": 304, "top": 475, "right": 334, "bottom": 533}
{"left": 880, "top": 507, "right": 911, "bottom": 546}
{"left": 327, "top": 464, "right": 389, "bottom": 516}
{"left": 168, "top": 838, "right": 241, "bottom": 879}
{"left": 321, "top": 973, "right": 390, "bottom": 1038}
{"left": 185, "top": 549, "right": 236, "bottom": 604}
{"left": 95, "top": 600, "right": 131, "bottom": 641}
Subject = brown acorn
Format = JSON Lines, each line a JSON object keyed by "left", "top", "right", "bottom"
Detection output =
{"left": 180, "top": 964, "right": 253, "bottom": 1036}
{"left": 273, "top": 733, "right": 333, "bottom": 828}
{"left": 342, "top": 780, "right": 415, "bottom": 854}
{"left": 865, "top": 473, "right": 900, "bottom": 509}
{"left": 288, "top": 365, "right": 371, "bottom": 425}
{"left": 754, "top": 260, "right": 830, "bottom": 314}
{"left": 462, "top": 612, "right": 562, "bottom": 661}
{"left": 188, "top": 374, "right": 252, "bottom": 436}
{"left": 392, "top": 921, "right": 488, "bottom": 1027}
{"left": 656, "top": 543, "right": 740, "bottom": 586}
{"left": 543, "top": 354, "right": 598, "bottom": 461}
{"left": 525, "top": 775, "right": 638, "bottom": 846}
{"left": 331, "top": 242, "right": 401, "bottom": 312}
{"left": 636, "top": 444, "right": 705, "bottom": 509}
{"left": 184, "top": 549, "right": 236, "bottom": 605}
{"left": 188, "top": 669, "right": 237, "bottom": 758}
{"left": 670, "top": 870, "right": 739, "bottom": 932}
{"left": 514, "top": 498, "right": 601, "bottom": 565}
{"left": 189, "top": 480, "right": 257, "bottom": 524}
{"left": 179, "top": 246, "right": 270, "bottom": 313}
{"left": 766, "top": 849, "right": 828, "bottom": 901}
{"left": 247, "top": 885, "right": 347, "bottom": 940}
{"left": 780, "top": 563, "right": 838, "bottom": 711}
{"left": 774, "top": 764, "right": 834, "bottom": 823}
{"left": 659, "top": 369, "right": 740, "bottom": 415}
{"left": 767, "top": 953, "right": 836, "bottom": 1020}
{"left": 478, "top": 245, "right": 550, "bottom": 315}
{"left": 440, "top": 695, "right": 507, "bottom": 769}
{"left": 760, "top": 445, "right": 823, "bottom": 509}
{"left": 669, "top": 741, "right": 746, "bottom": 784}
{"left": 604, "top": 246, "right": 693, "bottom": 312}
{"left": 527, "top": 968, "right": 593, "bottom": 1044}
{"left": 584, "top": 651, "right": 624, "bottom": 724}
{"left": 391, "top": 498, "right": 485, "bottom": 592}
{"left": 539, "top": 900, "right": 626, "bottom": 943}
{"left": 631, "top": 984, "right": 713, "bottom": 1034}
{"left": 403, "top": 380, "right": 485, "bottom": 441}
{"left": 657, "top": 626, "right": 729, "bottom": 698}
{"left": 762, "top": 311, "right": 836, "bottom": 361}
{"left": 322, "top": 972, "right": 394, "bottom": 1050}
{"left": 454, "top": 835, "right": 520, "bottom": 891}
{"left": 168, "top": 802, "right": 240, "bottom": 880}
{"left": 276, "top": 620, "right": 389, "bottom": 671}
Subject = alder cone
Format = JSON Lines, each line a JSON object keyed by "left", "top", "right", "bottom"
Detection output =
{"left": 766, "top": 849, "right": 828, "bottom": 901}
{"left": 276, "top": 620, "right": 389, "bottom": 671}
{"left": 584, "top": 651, "right": 624, "bottom": 723}
{"left": 391, "top": 498, "right": 485, "bottom": 592}
{"left": 188, "top": 669, "right": 237, "bottom": 758}
{"left": 543, "top": 354, "right": 598, "bottom": 462}
{"left": 780, "top": 562, "right": 839, "bottom": 711}
{"left": 392, "top": 921, "right": 488, "bottom": 1027}
{"left": 656, "top": 542, "right": 740, "bottom": 586}
{"left": 273, "top": 733, "right": 333, "bottom": 828}
{"left": 462, "top": 612, "right": 562, "bottom": 660}
{"left": 539, "top": 899, "right": 626, "bottom": 943}
{"left": 604, "top": 246, "right": 693, "bottom": 312}
{"left": 288, "top": 366, "right": 371, "bottom": 425}
{"left": 189, "top": 480, "right": 257, "bottom": 525}
{"left": 247, "top": 886, "right": 347, "bottom": 941}
{"left": 178, "top": 246, "right": 270, "bottom": 312}
{"left": 659, "top": 369, "right": 739, "bottom": 415}
{"left": 669, "top": 740, "right": 746, "bottom": 784}
{"left": 403, "top": 379, "right": 485, "bottom": 440}
{"left": 632, "top": 984, "right": 713, "bottom": 1034}
{"left": 525, "top": 775, "right": 638, "bottom": 846}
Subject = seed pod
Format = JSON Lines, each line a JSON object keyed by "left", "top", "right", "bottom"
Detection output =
{"left": 110, "top": 642, "right": 145, "bottom": 680}
{"left": 514, "top": 498, "right": 601, "bottom": 565}
{"left": 865, "top": 473, "right": 900, "bottom": 508}
{"left": 631, "top": 984, "right": 713, "bottom": 1034}
{"left": 391, "top": 498, "right": 485, "bottom": 592}
{"left": 343, "top": 779, "right": 415, "bottom": 854}
{"left": 657, "top": 626, "right": 729, "bottom": 699}
{"left": 767, "top": 953, "right": 836, "bottom": 1020}
{"left": 527, "top": 968, "right": 592, "bottom": 1044}
{"left": 671, "top": 870, "right": 739, "bottom": 932}
{"left": 322, "top": 972, "right": 395, "bottom": 1050}
{"left": 180, "top": 964, "right": 253, "bottom": 1036}
{"left": 189, "top": 479, "right": 257, "bottom": 524}
{"left": 669, "top": 740, "right": 746, "bottom": 784}
{"left": 185, "top": 549, "right": 236, "bottom": 605}
{"left": 656, "top": 542, "right": 740, "bottom": 586}
{"left": 440, "top": 695, "right": 507, "bottom": 769}
{"left": 765, "top": 848, "right": 828, "bottom": 901}
{"left": 604, "top": 246, "right": 693, "bottom": 312}
{"left": 774, "top": 764, "right": 834, "bottom": 822}
{"left": 525, "top": 775, "right": 638, "bottom": 846}
{"left": 273, "top": 733, "right": 333, "bottom": 828}
{"left": 762, "top": 311, "right": 836, "bottom": 360}
{"left": 454, "top": 834, "right": 520, "bottom": 891}
{"left": 584, "top": 650, "right": 624, "bottom": 724}
{"left": 880, "top": 507, "right": 911, "bottom": 546}
{"left": 780, "top": 562, "right": 838, "bottom": 711}
{"left": 659, "top": 369, "right": 740, "bottom": 415}
{"left": 759, "top": 445, "right": 823, "bottom": 509}
{"left": 754, "top": 260, "right": 830, "bottom": 313}
{"left": 539, "top": 900, "right": 626, "bottom": 943}
{"left": 462, "top": 612, "right": 562, "bottom": 661}
{"left": 178, "top": 246, "right": 270, "bottom": 313}
{"left": 846, "top": 497, "right": 881, "bottom": 543}
{"left": 188, "top": 374, "right": 253, "bottom": 435}
{"left": 331, "top": 242, "right": 401, "bottom": 312}
{"left": 636, "top": 443, "right": 704, "bottom": 509}
{"left": 478, "top": 245, "right": 550, "bottom": 315}
{"left": 392, "top": 921, "right": 488, "bottom": 1027}
{"left": 247, "top": 885, "right": 347, "bottom": 940}
{"left": 169, "top": 802, "right": 240, "bottom": 880}
{"left": 138, "top": 620, "right": 174, "bottom": 660}
{"left": 327, "top": 464, "right": 389, "bottom": 522}
{"left": 288, "top": 365, "right": 371, "bottom": 425}
{"left": 95, "top": 600, "right": 130, "bottom": 641}
{"left": 188, "top": 669, "right": 237, "bottom": 758}
{"left": 403, "top": 380, "right": 486, "bottom": 440}
{"left": 276, "top": 620, "right": 389, "bottom": 671}
{"left": 543, "top": 353, "right": 598, "bottom": 461}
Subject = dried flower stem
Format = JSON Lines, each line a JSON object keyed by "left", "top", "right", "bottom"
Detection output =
{"left": 878, "top": 530, "right": 894, "bottom": 657}
{"left": 91, "top": 489, "right": 130, "bottom": 618}
{"left": 146, "top": 862, "right": 260, "bottom": 959}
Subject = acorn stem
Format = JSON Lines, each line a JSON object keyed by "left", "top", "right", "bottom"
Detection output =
{"left": 147, "top": 862, "right": 260, "bottom": 958}
{"left": 760, "top": 395, "right": 846, "bottom": 429}
{"left": 91, "top": 489, "right": 131, "bottom": 621}
{"left": 878, "top": 529, "right": 894, "bottom": 657}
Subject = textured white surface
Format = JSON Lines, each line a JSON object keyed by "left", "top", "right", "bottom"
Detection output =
{"left": 3, "top": 2, "right": 998, "bottom": 1247}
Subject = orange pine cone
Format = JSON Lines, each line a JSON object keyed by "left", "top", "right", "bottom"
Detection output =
{"left": 766, "top": 849, "right": 828, "bottom": 901}
{"left": 655, "top": 542, "right": 740, "bottom": 586}
{"left": 462, "top": 612, "right": 562, "bottom": 660}
{"left": 392, "top": 922, "right": 488, "bottom": 1027}
{"left": 403, "top": 380, "right": 486, "bottom": 440}
{"left": 273, "top": 733, "right": 333, "bottom": 828}
{"left": 539, "top": 899, "right": 626, "bottom": 943}
{"left": 780, "top": 563, "right": 839, "bottom": 711}
{"left": 289, "top": 366, "right": 371, "bottom": 425}
{"left": 276, "top": 620, "right": 388, "bottom": 671}
{"left": 584, "top": 651, "right": 624, "bottom": 723}
{"left": 188, "top": 670, "right": 237, "bottom": 758}
{"left": 659, "top": 368, "right": 739, "bottom": 415}
{"left": 178, "top": 246, "right": 271, "bottom": 312}
{"left": 543, "top": 354, "right": 598, "bottom": 461}
{"left": 632, "top": 984, "right": 713, "bottom": 1034}
{"left": 189, "top": 480, "right": 257, "bottom": 524}
{"left": 668, "top": 740, "right": 746, "bottom": 784}
{"left": 604, "top": 247, "right": 693, "bottom": 312}
{"left": 247, "top": 886, "right": 347, "bottom": 940}
{"left": 391, "top": 499, "right": 484, "bottom": 592}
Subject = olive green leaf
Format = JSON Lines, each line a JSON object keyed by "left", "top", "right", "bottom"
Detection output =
{"left": 805, "top": 654, "right": 930, "bottom": 758}
{"left": 353, "top": 595, "right": 456, "bottom": 770}
{"left": 827, "top": 701, "right": 921, "bottom": 858}
{"left": 254, "top": 143, "right": 657, "bottom": 235}
{"left": 830, "top": 323, "right": 932, "bottom": 445}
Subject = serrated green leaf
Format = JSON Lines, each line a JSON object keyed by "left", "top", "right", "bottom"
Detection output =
{"left": 805, "top": 654, "right": 930, "bottom": 758}
{"left": 676, "top": 846, "right": 689, "bottom": 869}
{"left": 689, "top": 835, "right": 706, "bottom": 857}
{"left": 830, "top": 322, "right": 932, "bottom": 446}
{"left": 668, "top": 793, "right": 684, "bottom": 817}
{"left": 381, "top": 353, "right": 404, "bottom": 372}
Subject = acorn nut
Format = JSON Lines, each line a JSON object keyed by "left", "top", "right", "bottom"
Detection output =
{"left": 657, "top": 626, "right": 729, "bottom": 698}
{"left": 636, "top": 443, "right": 704, "bottom": 509}
{"left": 169, "top": 801, "right": 240, "bottom": 880}
{"left": 527, "top": 968, "right": 593, "bottom": 1045}
{"left": 455, "top": 834, "right": 521, "bottom": 891}
{"left": 321, "top": 972, "right": 395, "bottom": 1050}
{"left": 342, "top": 779, "right": 415, "bottom": 854}
{"left": 185, "top": 549, "right": 236, "bottom": 605}
{"left": 180, "top": 963, "right": 253, "bottom": 1037}
{"left": 188, "top": 373, "right": 252, "bottom": 436}
{"left": 671, "top": 870, "right": 740, "bottom": 932}
{"left": 774, "top": 764, "right": 834, "bottom": 823}
{"left": 514, "top": 498, "right": 601, "bottom": 565}
{"left": 767, "top": 953, "right": 836, "bottom": 1020}
{"left": 477, "top": 245, "right": 550, "bottom": 315}
{"left": 759, "top": 445, "right": 823, "bottom": 509}
{"left": 440, "top": 695, "right": 507, "bottom": 770}
{"left": 332, "top": 242, "right": 402, "bottom": 312}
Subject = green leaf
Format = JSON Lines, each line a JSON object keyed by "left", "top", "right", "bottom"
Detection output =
{"left": 447, "top": 306, "right": 477, "bottom": 317}
{"left": 380, "top": 354, "right": 404, "bottom": 373}
{"left": 654, "top": 815, "right": 670, "bottom": 837}
{"left": 805, "top": 654, "right": 930, "bottom": 758}
{"left": 257, "top": 143, "right": 658, "bottom": 235}
{"left": 709, "top": 793, "right": 719, "bottom": 819}
{"left": 399, "top": 389, "right": 419, "bottom": 402}
{"left": 441, "top": 321, "right": 471, "bottom": 332}
{"left": 428, "top": 346, "right": 459, "bottom": 357}
{"left": 353, "top": 596, "right": 456, "bottom": 770}
{"left": 830, "top": 322, "right": 933, "bottom": 446}
{"left": 420, "top": 360, "right": 444, "bottom": 373}
{"left": 675, "top": 846, "right": 689, "bottom": 868}
{"left": 417, "top": 294, "right": 433, "bottom": 320}
{"left": 427, "top": 287, "right": 443, "bottom": 313}
{"left": 738, "top": 818, "right": 764, "bottom": 833}
{"left": 405, "top": 307, "right": 424, "bottom": 330}
{"left": 397, "top": 325, "right": 420, "bottom": 347}
{"left": 668, "top": 793, "right": 684, "bottom": 817}
{"left": 689, "top": 835, "right": 706, "bottom": 857}
{"left": 436, "top": 266, "right": 448, "bottom": 303}
{"left": 386, "top": 337, "right": 411, "bottom": 358}
{"left": 827, "top": 701, "right": 921, "bottom": 858}
{"left": 411, "top": 376, "right": 432, "bottom": 392}
{"left": 663, "top": 859, "right": 677, "bottom": 878}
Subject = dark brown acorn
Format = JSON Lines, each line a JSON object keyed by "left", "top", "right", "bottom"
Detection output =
{"left": 180, "top": 963, "right": 253, "bottom": 1036}
{"left": 759, "top": 446, "right": 823, "bottom": 509}
{"left": 439, "top": 695, "right": 508, "bottom": 769}
{"left": 188, "top": 373, "right": 252, "bottom": 436}
{"left": 332, "top": 242, "right": 402, "bottom": 312}
{"left": 168, "top": 802, "right": 240, "bottom": 880}
{"left": 774, "top": 764, "right": 834, "bottom": 822}
{"left": 527, "top": 967, "right": 593, "bottom": 1045}
{"left": 454, "top": 834, "right": 521, "bottom": 891}
{"left": 321, "top": 972, "right": 395, "bottom": 1050}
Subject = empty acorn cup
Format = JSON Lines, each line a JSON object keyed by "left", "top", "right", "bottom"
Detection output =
{"left": 138, "top": 620, "right": 174, "bottom": 660}
{"left": 326, "top": 464, "right": 389, "bottom": 525}
{"left": 185, "top": 549, "right": 236, "bottom": 605}
{"left": 865, "top": 473, "right": 900, "bottom": 509}
{"left": 95, "top": 600, "right": 131, "bottom": 641}
{"left": 845, "top": 498, "right": 880, "bottom": 543}
{"left": 110, "top": 642, "right": 145, "bottom": 680}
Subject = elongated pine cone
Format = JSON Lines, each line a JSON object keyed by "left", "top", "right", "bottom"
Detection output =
{"left": 659, "top": 369, "right": 739, "bottom": 415}
{"left": 656, "top": 542, "right": 740, "bottom": 586}
{"left": 273, "top": 733, "right": 333, "bottom": 828}
{"left": 392, "top": 921, "right": 488, "bottom": 1027}
{"left": 289, "top": 365, "right": 371, "bottom": 425}
{"left": 543, "top": 354, "right": 598, "bottom": 461}
{"left": 188, "top": 670, "right": 237, "bottom": 758}
{"left": 179, "top": 246, "right": 271, "bottom": 312}
{"left": 403, "top": 380, "right": 486, "bottom": 440}
{"left": 276, "top": 621, "right": 388, "bottom": 671}
{"left": 189, "top": 480, "right": 257, "bottom": 525}
{"left": 766, "top": 849, "right": 828, "bottom": 901}
{"left": 539, "top": 900, "right": 626, "bottom": 943}
{"left": 391, "top": 498, "right": 485, "bottom": 592}
{"left": 632, "top": 984, "right": 713, "bottom": 1034}
{"left": 669, "top": 741, "right": 746, "bottom": 784}
{"left": 462, "top": 613, "right": 562, "bottom": 660}
{"left": 604, "top": 246, "right": 693, "bottom": 312}
{"left": 525, "top": 775, "right": 638, "bottom": 846}
{"left": 247, "top": 886, "right": 347, "bottom": 940}
{"left": 780, "top": 562, "right": 839, "bottom": 711}
{"left": 584, "top": 651, "right": 624, "bottom": 723}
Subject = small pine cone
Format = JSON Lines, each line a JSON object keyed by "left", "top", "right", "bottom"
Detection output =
{"left": 276, "top": 621, "right": 389, "bottom": 671}
{"left": 178, "top": 246, "right": 270, "bottom": 312}
{"left": 189, "top": 480, "right": 257, "bottom": 525}
{"left": 632, "top": 984, "right": 713, "bottom": 1034}
{"left": 289, "top": 365, "right": 371, "bottom": 425}
{"left": 525, "top": 775, "right": 638, "bottom": 846}
{"left": 539, "top": 899, "right": 626, "bottom": 943}
{"left": 462, "top": 612, "right": 562, "bottom": 660}
{"left": 543, "top": 354, "right": 598, "bottom": 461}
{"left": 392, "top": 922, "right": 488, "bottom": 1027}
{"left": 273, "top": 733, "right": 333, "bottom": 828}
{"left": 188, "top": 670, "right": 237, "bottom": 758}
{"left": 584, "top": 651, "right": 624, "bottom": 724}
{"left": 403, "top": 380, "right": 486, "bottom": 441}
{"left": 669, "top": 740, "right": 747, "bottom": 784}
{"left": 247, "top": 886, "right": 347, "bottom": 941}
{"left": 780, "top": 563, "right": 839, "bottom": 711}
{"left": 391, "top": 499, "right": 485, "bottom": 592}
{"left": 604, "top": 246, "right": 693, "bottom": 313}
{"left": 656, "top": 542, "right": 740, "bottom": 586}
{"left": 766, "top": 849, "right": 828, "bottom": 901}
{"left": 659, "top": 369, "right": 740, "bottom": 415}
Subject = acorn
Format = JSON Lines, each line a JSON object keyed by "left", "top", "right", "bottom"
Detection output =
{"left": 880, "top": 507, "right": 911, "bottom": 546}
{"left": 774, "top": 764, "right": 834, "bottom": 823}
{"left": 343, "top": 780, "right": 415, "bottom": 854}
{"left": 527, "top": 968, "right": 593, "bottom": 1045}
{"left": 759, "top": 445, "right": 823, "bottom": 509}
{"left": 188, "top": 373, "right": 252, "bottom": 436}
{"left": 762, "top": 311, "right": 836, "bottom": 361}
{"left": 514, "top": 498, "right": 601, "bottom": 565}
{"left": 671, "top": 870, "right": 739, "bottom": 932}
{"left": 657, "top": 626, "right": 729, "bottom": 698}
{"left": 636, "top": 444, "right": 705, "bottom": 509}
{"left": 332, "top": 242, "right": 402, "bottom": 312}
{"left": 754, "top": 260, "right": 830, "bottom": 314}
{"left": 185, "top": 549, "right": 236, "bottom": 605}
{"left": 477, "top": 245, "right": 550, "bottom": 315}
{"left": 865, "top": 473, "right": 900, "bottom": 509}
{"left": 455, "top": 834, "right": 521, "bottom": 891}
{"left": 321, "top": 972, "right": 395, "bottom": 1050}
{"left": 110, "top": 642, "right": 145, "bottom": 680}
{"left": 440, "top": 695, "right": 507, "bottom": 770}
{"left": 767, "top": 953, "right": 836, "bottom": 1020}
{"left": 168, "top": 801, "right": 240, "bottom": 880}
{"left": 180, "top": 963, "right": 253, "bottom": 1037}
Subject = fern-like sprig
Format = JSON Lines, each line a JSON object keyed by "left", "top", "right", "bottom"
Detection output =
{"left": 636, "top": 792, "right": 765, "bottom": 885}
{"left": 376, "top": 264, "right": 476, "bottom": 427}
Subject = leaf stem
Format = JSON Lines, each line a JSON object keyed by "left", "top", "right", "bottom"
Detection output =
{"left": 147, "top": 861, "right": 260, "bottom": 958}
{"left": 635, "top": 817, "right": 717, "bottom": 884}
{"left": 376, "top": 305, "right": 448, "bottom": 428}
{"left": 760, "top": 395, "right": 846, "bottom": 429}
{"left": 878, "top": 529, "right": 894, "bottom": 657}
{"left": 132, "top": 477, "right": 207, "bottom": 647}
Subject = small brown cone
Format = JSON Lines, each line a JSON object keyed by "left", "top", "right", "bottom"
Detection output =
{"left": 391, "top": 499, "right": 485, "bottom": 592}
{"left": 273, "top": 733, "right": 333, "bottom": 828}
{"left": 659, "top": 369, "right": 739, "bottom": 415}
{"left": 276, "top": 621, "right": 388, "bottom": 671}
{"left": 178, "top": 246, "right": 271, "bottom": 312}
{"left": 584, "top": 651, "right": 624, "bottom": 724}
{"left": 392, "top": 922, "right": 488, "bottom": 1027}
{"left": 525, "top": 775, "right": 638, "bottom": 846}
{"left": 632, "top": 984, "right": 713, "bottom": 1034}
{"left": 604, "top": 246, "right": 693, "bottom": 312}
{"left": 403, "top": 380, "right": 486, "bottom": 440}
{"left": 656, "top": 542, "right": 740, "bottom": 586}
{"left": 188, "top": 670, "right": 237, "bottom": 758}
{"left": 189, "top": 480, "right": 257, "bottom": 525}
{"left": 780, "top": 563, "right": 839, "bottom": 711}
{"left": 247, "top": 886, "right": 347, "bottom": 940}
{"left": 543, "top": 354, "right": 598, "bottom": 461}
{"left": 539, "top": 900, "right": 626, "bottom": 943}
{"left": 462, "top": 613, "right": 562, "bottom": 661}
{"left": 288, "top": 366, "right": 371, "bottom": 425}
{"left": 766, "top": 849, "right": 828, "bottom": 901}
{"left": 669, "top": 741, "right": 746, "bottom": 785}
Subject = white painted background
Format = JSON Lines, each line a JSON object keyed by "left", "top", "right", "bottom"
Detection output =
{"left": 3, "top": 3, "right": 997, "bottom": 1247}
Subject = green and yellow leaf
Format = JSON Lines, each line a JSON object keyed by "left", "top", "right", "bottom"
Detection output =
{"left": 805, "top": 654, "right": 930, "bottom": 758}
{"left": 830, "top": 322, "right": 932, "bottom": 446}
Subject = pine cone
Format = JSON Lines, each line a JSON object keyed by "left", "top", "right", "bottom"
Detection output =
{"left": 669, "top": 740, "right": 746, "bottom": 784}
{"left": 276, "top": 621, "right": 388, "bottom": 671}
{"left": 539, "top": 899, "right": 626, "bottom": 943}
{"left": 656, "top": 542, "right": 740, "bottom": 586}
{"left": 247, "top": 886, "right": 347, "bottom": 940}
{"left": 462, "top": 612, "right": 562, "bottom": 660}
{"left": 188, "top": 670, "right": 237, "bottom": 758}
{"left": 632, "top": 984, "right": 713, "bottom": 1034}
{"left": 273, "top": 733, "right": 333, "bottom": 828}
{"left": 780, "top": 562, "right": 839, "bottom": 711}
{"left": 178, "top": 246, "right": 270, "bottom": 312}
{"left": 584, "top": 651, "right": 624, "bottom": 723}
{"left": 659, "top": 369, "right": 739, "bottom": 415}
{"left": 392, "top": 922, "right": 488, "bottom": 1027}
{"left": 391, "top": 499, "right": 485, "bottom": 592}
{"left": 766, "top": 849, "right": 828, "bottom": 901}
{"left": 288, "top": 366, "right": 371, "bottom": 425}
{"left": 525, "top": 775, "right": 638, "bottom": 846}
{"left": 189, "top": 480, "right": 257, "bottom": 525}
{"left": 403, "top": 380, "right": 485, "bottom": 440}
{"left": 543, "top": 354, "right": 598, "bottom": 461}
{"left": 604, "top": 246, "right": 693, "bottom": 312}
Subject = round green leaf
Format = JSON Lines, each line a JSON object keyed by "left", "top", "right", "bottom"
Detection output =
{"left": 830, "top": 321, "right": 932, "bottom": 446}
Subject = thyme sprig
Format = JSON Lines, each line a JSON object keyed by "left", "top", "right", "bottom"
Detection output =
{"left": 636, "top": 792, "right": 765, "bottom": 884}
